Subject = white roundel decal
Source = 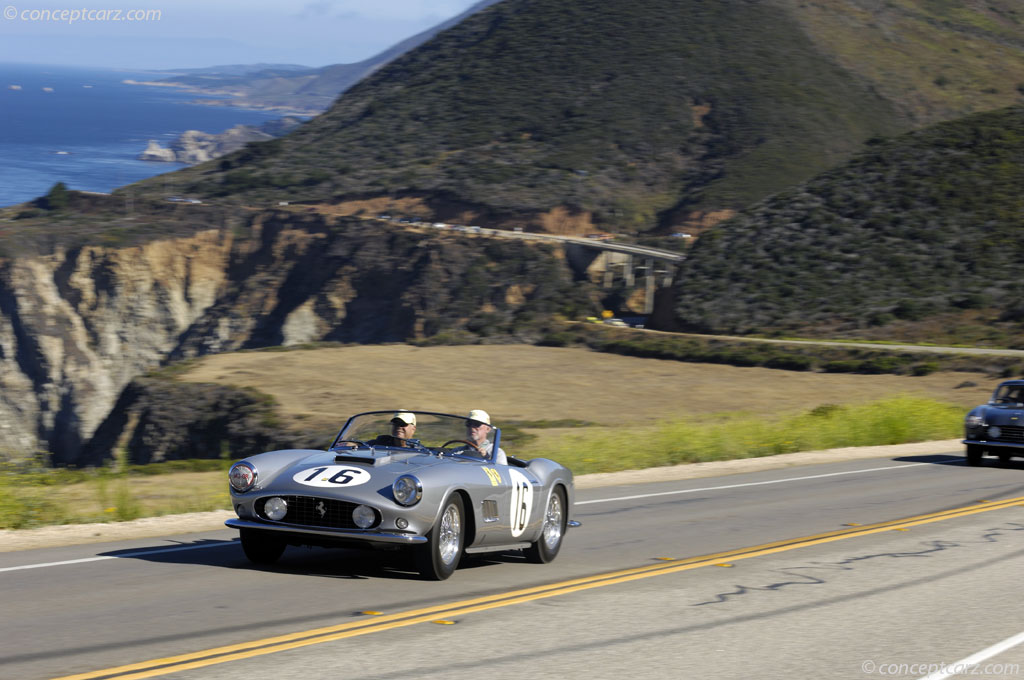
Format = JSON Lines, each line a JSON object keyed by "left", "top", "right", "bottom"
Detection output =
{"left": 293, "top": 465, "right": 371, "bottom": 488}
{"left": 508, "top": 468, "right": 534, "bottom": 538}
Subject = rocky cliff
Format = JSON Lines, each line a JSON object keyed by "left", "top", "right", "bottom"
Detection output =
{"left": 139, "top": 117, "right": 303, "bottom": 164}
{"left": 0, "top": 212, "right": 594, "bottom": 465}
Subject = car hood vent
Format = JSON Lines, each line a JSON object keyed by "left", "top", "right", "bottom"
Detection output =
{"left": 333, "top": 452, "right": 392, "bottom": 466}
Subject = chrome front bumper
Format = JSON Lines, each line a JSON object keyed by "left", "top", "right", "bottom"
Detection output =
{"left": 225, "top": 518, "right": 428, "bottom": 544}
{"left": 962, "top": 439, "right": 1024, "bottom": 449}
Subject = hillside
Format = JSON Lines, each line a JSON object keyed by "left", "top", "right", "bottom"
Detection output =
{"left": 127, "top": 0, "right": 1024, "bottom": 234}
{"left": 130, "top": 0, "right": 907, "bottom": 232}
{"left": 142, "top": 0, "right": 504, "bottom": 114}
{"left": 672, "top": 105, "right": 1024, "bottom": 346}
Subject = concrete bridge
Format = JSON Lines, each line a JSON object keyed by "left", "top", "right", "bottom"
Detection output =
{"left": 559, "top": 237, "right": 683, "bottom": 314}
{"left": 381, "top": 218, "right": 687, "bottom": 315}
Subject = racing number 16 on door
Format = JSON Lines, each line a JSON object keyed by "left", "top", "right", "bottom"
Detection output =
{"left": 509, "top": 469, "right": 533, "bottom": 537}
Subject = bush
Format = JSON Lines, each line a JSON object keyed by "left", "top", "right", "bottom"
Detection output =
{"left": 764, "top": 355, "right": 814, "bottom": 371}
{"left": 910, "top": 362, "right": 940, "bottom": 376}
{"left": 822, "top": 360, "right": 861, "bottom": 373}
{"left": 38, "top": 182, "right": 70, "bottom": 211}
{"left": 537, "top": 331, "right": 577, "bottom": 347}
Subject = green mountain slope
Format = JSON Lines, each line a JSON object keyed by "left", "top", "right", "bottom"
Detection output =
{"left": 673, "top": 105, "right": 1024, "bottom": 345}
{"left": 133, "top": 0, "right": 912, "bottom": 231}
{"left": 126, "top": 0, "right": 1024, "bottom": 236}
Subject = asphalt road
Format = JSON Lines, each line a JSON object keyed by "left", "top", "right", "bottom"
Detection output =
{"left": 5, "top": 449, "right": 1024, "bottom": 680}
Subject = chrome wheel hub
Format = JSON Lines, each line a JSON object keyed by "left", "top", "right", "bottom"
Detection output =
{"left": 542, "top": 493, "right": 563, "bottom": 550}
{"left": 438, "top": 504, "right": 461, "bottom": 565}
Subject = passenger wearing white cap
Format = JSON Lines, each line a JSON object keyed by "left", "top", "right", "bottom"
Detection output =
{"left": 370, "top": 410, "right": 419, "bottom": 447}
{"left": 464, "top": 409, "right": 507, "bottom": 465}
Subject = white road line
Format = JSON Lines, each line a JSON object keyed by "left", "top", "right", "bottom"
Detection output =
{"left": 575, "top": 459, "right": 962, "bottom": 506}
{"left": 0, "top": 541, "right": 233, "bottom": 573}
{"left": 917, "top": 630, "right": 1024, "bottom": 679}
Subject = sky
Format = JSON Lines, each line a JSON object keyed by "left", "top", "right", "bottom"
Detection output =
{"left": 0, "top": 0, "right": 484, "bottom": 70}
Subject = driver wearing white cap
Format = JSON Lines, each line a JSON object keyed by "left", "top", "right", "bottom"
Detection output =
{"left": 369, "top": 410, "right": 420, "bottom": 448}
{"left": 464, "top": 409, "right": 507, "bottom": 465}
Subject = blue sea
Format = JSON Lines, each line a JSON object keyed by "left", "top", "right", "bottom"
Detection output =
{"left": 0, "top": 63, "right": 287, "bottom": 207}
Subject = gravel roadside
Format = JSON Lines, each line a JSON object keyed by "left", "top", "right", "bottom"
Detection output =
{"left": 0, "top": 439, "right": 963, "bottom": 553}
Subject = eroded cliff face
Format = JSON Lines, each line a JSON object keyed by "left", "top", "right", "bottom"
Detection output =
{"left": 0, "top": 229, "right": 234, "bottom": 462}
{"left": 0, "top": 213, "right": 592, "bottom": 464}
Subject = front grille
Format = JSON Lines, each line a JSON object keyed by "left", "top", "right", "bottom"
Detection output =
{"left": 996, "top": 426, "right": 1024, "bottom": 442}
{"left": 256, "top": 495, "right": 377, "bottom": 530}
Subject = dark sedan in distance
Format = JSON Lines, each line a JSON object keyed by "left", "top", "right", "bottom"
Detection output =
{"left": 963, "top": 380, "right": 1024, "bottom": 466}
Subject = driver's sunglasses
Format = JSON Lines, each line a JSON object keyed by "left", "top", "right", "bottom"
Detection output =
{"left": 391, "top": 420, "right": 412, "bottom": 427}
{"left": 466, "top": 420, "right": 486, "bottom": 428}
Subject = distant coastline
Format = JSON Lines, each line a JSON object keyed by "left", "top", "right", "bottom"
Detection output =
{"left": 121, "top": 79, "right": 320, "bottom": 116}
{"left": 0, "top": 63, "right": 284, "bottom": 206}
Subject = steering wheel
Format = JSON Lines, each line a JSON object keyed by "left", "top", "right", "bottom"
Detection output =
{"left": 441, "top": 439, "right": 482, "bottom": 454}
{"left": 332, "top": 439, "right": 372, "bottom": 449}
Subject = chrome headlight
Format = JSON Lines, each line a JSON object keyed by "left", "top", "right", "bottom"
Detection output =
{"left": 352, "top": 504, "right": 376, "bottom": 529}
{"left": 989, "top": 426, "right": 1002, "bottom": 439}
{"left": 965, "top": 415, "right": 984, "bottom": 427}
{"left": 393, "top": 475, "right": 422, "bottom": 506}
{"left": 229, "top": 462, "right": 257, "bottom": 492}
{"left": 264, "top": 496, "right": 288, "bottom": 521}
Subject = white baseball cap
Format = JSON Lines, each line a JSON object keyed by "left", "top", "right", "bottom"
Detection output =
{"left": 391, "top": 411, "right": 416, "bottom": 426}
{"left": 466, "top": 409, "right": 491, "bottom": 426}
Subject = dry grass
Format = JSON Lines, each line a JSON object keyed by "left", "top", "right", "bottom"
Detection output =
{"left": 178, "top": 344, "right": 998, "bottom": 429}
{"left": 60, "top": 473, "right": 230, "bottom": 518}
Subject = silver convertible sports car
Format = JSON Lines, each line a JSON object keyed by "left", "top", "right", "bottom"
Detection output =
{"left": 964, "top": 380, "right": 1024, "bottom": 466}
{"left": 226, "top": 410, "right": 576, "bottom": 580}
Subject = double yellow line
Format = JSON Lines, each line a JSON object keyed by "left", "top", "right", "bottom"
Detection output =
{"left": 54, "top": 495, "right": 1024, "bottom": 680}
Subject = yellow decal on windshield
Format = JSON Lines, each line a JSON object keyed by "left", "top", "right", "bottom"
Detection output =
{"left": 482, "top": 467, "right": 502, "bottom": 486}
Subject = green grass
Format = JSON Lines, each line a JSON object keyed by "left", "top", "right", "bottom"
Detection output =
{"left": 521, "top": 396, "right": 963, "bottom": 474}
{"left": 0, "top": 458, "right": 233, "bottom": 529}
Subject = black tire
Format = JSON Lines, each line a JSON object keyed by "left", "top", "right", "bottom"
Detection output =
{"left": 415, "top": 494, "right": 465, "bottom": 580}
{"left": 998, "top": 450, "right": 1014, "bottom": 467}
{"left": 966, "top": 445, "right": 983, "bottom": 466}
{"left": 240, "top": 528, "right": 286, "bottom": 565}
{"left": 525, "top": 486, "right": 567, "bottom": 564}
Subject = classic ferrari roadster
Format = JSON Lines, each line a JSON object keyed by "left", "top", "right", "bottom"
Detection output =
{"left": 226, "top": 410, "right": 576, "bottom": 579}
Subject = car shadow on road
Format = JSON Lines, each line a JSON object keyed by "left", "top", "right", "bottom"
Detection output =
{"left": 99, "top": 539, "right": 524, "bottom": 580}
{"left": 892, "top": 454, "right": 965, "bottom": 465}
{"left": 894, "top": 453, "right": 1024, "bottom": 469}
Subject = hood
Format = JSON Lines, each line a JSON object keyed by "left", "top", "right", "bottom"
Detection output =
{"left": 259, "top": 448, "right": 446, "bottom": 494}
{"left": 984, "top": 407, "right": 1024, "bottom": 425}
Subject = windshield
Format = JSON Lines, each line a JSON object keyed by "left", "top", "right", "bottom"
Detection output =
{"left": 994, "top": 385, "right": 1024, "bottom": 405}
{"left": 331, "top": 411, "right": 497, "bottom": 454}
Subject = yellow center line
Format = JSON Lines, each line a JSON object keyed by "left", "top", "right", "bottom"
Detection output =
{"left": 51, "top": 495, "right": 1024, "bottom": 680}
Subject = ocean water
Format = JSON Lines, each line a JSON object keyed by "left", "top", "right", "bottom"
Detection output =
{"left": 0, "top": 63, "right": 287, "bottom": 207}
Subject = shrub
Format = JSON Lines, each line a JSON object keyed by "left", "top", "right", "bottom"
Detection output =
{"left": 38, "top": 182, "right": 70, "bottom": 211}
{"left": 910, "top": 361, "right": 940, "bottom": 376}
